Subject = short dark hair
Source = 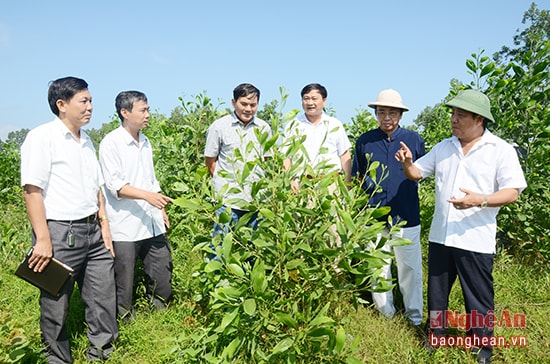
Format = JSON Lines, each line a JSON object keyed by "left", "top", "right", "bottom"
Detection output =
{"left": 301, "top": 83, "right": 327, "bottom": 99}
{"left": 115, "top": 91, "right": 148, "bottom": 122}
{"left": 47, "top": 76, "right": 89, "bottom": 116}
{"left": 233, "top": 83, "right": 260, "bottom": 102}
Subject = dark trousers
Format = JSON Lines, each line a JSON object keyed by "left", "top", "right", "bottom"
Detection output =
{"left": 212, "top": 206, "right": 259, "bottom": 238}
{"left": 38, "top": 219, "right": 118, "bottom": 363}
{"left": 113, "top": 234, "right": 173, "bottom": 318}
{"left": 427, "top": 243, "right": 494, "bottom": 358}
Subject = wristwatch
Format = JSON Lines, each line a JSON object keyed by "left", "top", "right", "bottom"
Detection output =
{"left": 480, "top": 195, "right": 488, "bottom": 208}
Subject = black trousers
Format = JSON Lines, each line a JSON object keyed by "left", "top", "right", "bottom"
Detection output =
{"left": 427, "top": 243, "right": 494, "bottom": 358}
{"left": 113, "top": 234, "right": 173, "bottom": 318}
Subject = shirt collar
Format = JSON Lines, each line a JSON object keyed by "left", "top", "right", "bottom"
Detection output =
{"left": 451, "top": 129, "right": 497, "bottom": 150}
{"left": 481, "top": 129, "right": 498, "bottom": 144}
{"left": 388, "top": 125, "right": 403, "bottom": 140}
{"left": 118, "top": 125, "right": 147, "bottom": 147}
{"left": 231, "top": 112, "right": 257, "bottom": 126}
{"left": 376, "top": 125, "right": 403, "bottom": 141}
{"left": 54, "top": 117, "right": 90, "bottom": 144}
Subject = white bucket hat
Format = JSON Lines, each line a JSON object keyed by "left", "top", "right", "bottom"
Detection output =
{"left": 368, "top": 89, "right": 409, "bottom": 111}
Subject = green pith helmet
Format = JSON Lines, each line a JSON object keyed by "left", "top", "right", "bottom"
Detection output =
{"left": 446, "top": 89, "right": 495, "bottom": 122}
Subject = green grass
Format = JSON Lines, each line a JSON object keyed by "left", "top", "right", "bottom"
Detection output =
{"left": 343, "top": 249, "right": 550, "bottom": 363}
{"left": 1, "top": 207, "right": 549, "bottom": 363}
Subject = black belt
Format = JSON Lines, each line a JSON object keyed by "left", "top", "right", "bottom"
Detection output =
{"left": 50, "top": 214, "right": 97, "bottom": 224}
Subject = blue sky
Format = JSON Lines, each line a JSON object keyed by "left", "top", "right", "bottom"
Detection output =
{"left": 0, "top": 1, "right": 544, "bottom": 140}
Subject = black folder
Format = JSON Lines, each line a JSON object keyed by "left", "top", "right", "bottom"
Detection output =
{"left": 15, "top": 248, "right": 74, "bottom": 297}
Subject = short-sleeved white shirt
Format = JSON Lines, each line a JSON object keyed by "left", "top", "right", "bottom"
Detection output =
{"left": 415, "top": 130, "right": 527, "bottom": 254}
{"left": 204, "top": 113, "right": 271, "bottom": 208}
{"left": 99, "top": 126, "right": 165, "bottom": 241}
{"left": 284, "top": 113, "right": 351, "bottom": 175}
{"left": 20, "top": 118, "right": 102, "bottom": 220}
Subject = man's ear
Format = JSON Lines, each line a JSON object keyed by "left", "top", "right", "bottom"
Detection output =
{"left": 56, "top": 99, "right": 66, "bottom": 113}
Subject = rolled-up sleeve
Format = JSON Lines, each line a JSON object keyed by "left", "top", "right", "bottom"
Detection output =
{"left": 99, "top": 137, "right": 129, "bottom": 200}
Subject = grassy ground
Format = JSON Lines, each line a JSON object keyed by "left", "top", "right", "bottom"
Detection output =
{"left": 1, "top": 207, "right": 549, "bottom": 363}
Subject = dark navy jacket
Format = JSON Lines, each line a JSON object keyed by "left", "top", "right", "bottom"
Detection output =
{"left": 352, "top": 127, "right": 425, "bottom": 227}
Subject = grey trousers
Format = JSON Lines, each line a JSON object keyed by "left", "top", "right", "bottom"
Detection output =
{"left": 113, "top": 234, "right": 173, "bottom": 318}
{"left": 37, "top": 219, "right": 118, "bottom": 363}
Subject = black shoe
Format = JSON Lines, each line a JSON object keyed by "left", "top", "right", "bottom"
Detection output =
{"left": 412, "top": 323, "right": 435, "bottom": 353}
{"left": 471, "top": 346, "right": 492, "bottom": 364}
{"left": 478, "top": 356, "right": 491, "bottom": 364}
{"left": 87, "top": 343, "right": 114, "bottom": 361}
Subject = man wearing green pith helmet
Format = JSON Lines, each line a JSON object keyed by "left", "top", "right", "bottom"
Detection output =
{"left": 395, "top": 89, "right": 527, "bottom": 364}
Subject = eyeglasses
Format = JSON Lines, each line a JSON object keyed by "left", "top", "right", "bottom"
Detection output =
{"left": 377, "top": 110, "right": 400, "bottom": 119}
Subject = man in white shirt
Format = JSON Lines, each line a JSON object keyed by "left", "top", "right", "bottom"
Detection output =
{"left": 20, "top": 76, "right": 118, "bottom": 362}
{"left": 283, "top": 83, "right": 352, "bottom": 250}
{"left": 284, "top": 83, "right": 352, "bottom": 183}
{"left": 99, "top": 91, "right": 173, "bottom": 321}
{"left": 396, "top": 89, "right": 527, "bottom": 364}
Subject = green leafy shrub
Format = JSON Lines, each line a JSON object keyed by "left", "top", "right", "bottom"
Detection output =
{"left": 0, "top": 141, "right": 23, "bottom": 207}
{"left": 0, "top": 312, "right": 34, "bottom": 363}
{"left": 165, "top": 97, "right": 405, "bottom": 363}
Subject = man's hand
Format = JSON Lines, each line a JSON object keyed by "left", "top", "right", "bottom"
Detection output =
{"left": 394, "top": 141, "right": 422, "bottom": 181}
{"left": 29, "top": 240, "right": 53, "bottom": 273}
{"left": 100, "top": 221, "right": 115, "bottom": 257}
{"left": 447, "top": 188, "right": 484, "bottom": 210}
{"left": 395, "top": 141, "right": 413, "bottom": 164}
{"left": 162, "top": 208, "right": 170, "bottom": 229}
{"left": 145, "top": 192, "right": 173, "bottom": 210}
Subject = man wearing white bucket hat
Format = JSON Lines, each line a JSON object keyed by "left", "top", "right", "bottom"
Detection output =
{"left": 395, "top": 89, "right": 527, "bottom": 363}
{"left": 352, "top": 89, "right": 425, "bottom": 327}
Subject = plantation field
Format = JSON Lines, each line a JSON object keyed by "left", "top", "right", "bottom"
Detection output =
{"left": 1, "top": 201, "right": 549, "bottom": 363}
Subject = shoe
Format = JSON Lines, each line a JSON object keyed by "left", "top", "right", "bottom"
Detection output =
{"left": 478, "top": 356, "right": 491, "bottom": 364}
{"left": 471, "top": 346, "right": 492, "bottom": 363}
{"left": 87, "top": 343, "right": 114, "bottom": 361}
{"left": 412, "top": 323, "right": 435, "bottom": 353}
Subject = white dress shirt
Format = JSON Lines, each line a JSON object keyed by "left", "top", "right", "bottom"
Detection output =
{"left": 20, "top": 118, "right": 102, "bottom": 220}
{"left": 415, "top": 130, "right": 527, "bottom": 254}
{"left": 284, "top": 113, "right": 351, "bottom": 176}
{"left": 99, "top": 126, "right": 165, "bottom": 241}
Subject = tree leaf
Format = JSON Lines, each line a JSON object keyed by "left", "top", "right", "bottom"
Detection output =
{"left": 251, "top": 261, "right": 267, "bottom": 294}
{"left": 243, "top": 298, "right": 257, "bottom": 316}
{"left": 216, "top": 307, "right": 238, "bottom": 332}
{"left": 334, "top": 327, "right": 346, "bottom": 354}
{"left": 171, "top": 197, "right": 201, "bottom": 211}
{"left": 271, "top": 337, "right": 294, "bottom": 354}
{"left": 205, "top": 260, "right": 222, "bottom": 273}
{"left": 228, "top": 263, "right": 245, "bottom": 278}
{"left": 222, "top": 337, "right": 241, "bottom": 360}
{"left": 275, "top": 312, "right": 298, "bottom": 329}
{"left": 466, "top": 59, "right": 477, "bottom": 72}
{"left": 309, "top": 315, "right": 335, "bottom": 327}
